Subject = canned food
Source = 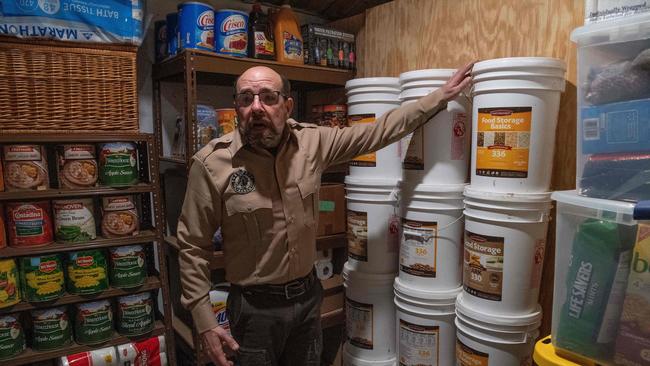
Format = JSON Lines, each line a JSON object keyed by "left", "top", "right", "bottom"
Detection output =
{"left": 196, "top": 104, "right": 217, "bottom": 150}
{"left": 31, "top": 306, "right": 72, "bottom": 351}
{"left": 2, "top": 145, "right": 49, "bottom": 191}
{"left": 6, "top": 201, "right": 54, "bottom": 247}
{"left": 0, "top": 259, "right": 20, "bottom": 308}
{"left": 59, "top": 346, "right": 117, "bottom": 366}
{"left": 154, "top": 20, "right": 168, "bottom": 62}
{"left": 115, "top": 335, "right": 166, "bottom": 365}
{"left": 98, "top": 142, "right": 138, "bottom": 187}
{"left": 53, "top": 199, "right": 96, "bottom": 243}
{"left": 166, "top": 12, "right": 179, "bottom": 56}
{"left": 56, "top": 144, "right": 98, "bottom": 189}
{"left": 74, "top": 300, "right": 113, "bottom": 345}
{"left": 0, "top": 204, "right": 5, "bottom": 249}
{"left": 215, "top": 9, "right": 248, "bottom": 57}
{"left": 101, "top": 196, "right": 139, "bottom": 238}
{"left": 0, "top": 314, "right": 25, "bottom": 360}
{"left": 216, "top": 108, "right": 237, "bottom": 137}
{"left": 0, "top": 157, "right": 4, "bottom": 192}
{"left": 109, "top": 245, "right": 147, "bottom": 288}
{"left": 66, "top": 250, "right": 109, "bottom": 295}
{"left": 117, "top": 292, "right": 154, "bottom": 336}
{"left": 178, "top": 2, "right": 215, "bottom": 51}
{"left": 19, "top": 255, "right": 65, "bottom": 302}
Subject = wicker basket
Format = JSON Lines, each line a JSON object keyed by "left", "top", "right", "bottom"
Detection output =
{"left": 0, "top": 37, "right": 139, "bottom": 133}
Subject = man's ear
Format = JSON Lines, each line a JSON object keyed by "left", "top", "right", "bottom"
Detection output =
{"left": 285, "top": 96, "right": 294, "bottom": 117}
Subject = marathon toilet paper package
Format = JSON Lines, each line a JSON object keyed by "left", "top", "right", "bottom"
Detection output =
{"left": 0, "top": 0, "right": 144, "bottom": 45}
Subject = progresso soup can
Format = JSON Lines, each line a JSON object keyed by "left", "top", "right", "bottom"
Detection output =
{"left": 98, "top": 142, "right": 138, "bottom": 187}
{"left": 109, "top": 245, "right": 147, "bottom": 288}
{"left": 31, "top": 306, "right": 72, "bottom": 351}
{"left": 215, "top": 9, "right": 248, "bottom": 57}
{"left": 20, "top": 254, "right": 65, "bottom": 302}
{"left": 74, "top": 300, "right": 114, "bottom": 345}
{"left": 66, "top": 250, "right": 109, "bottom": 295}
{"left": 0, "top": 259, "right": 20, "bottom": 309}
{"left": 0, "top": 314, "right": 25, "bottom": 360}
{"left": 117, "top": 292, "right": 154, "bottom": 336}
{"left": 178, "top": 1, "right": 214, "bottom": 51}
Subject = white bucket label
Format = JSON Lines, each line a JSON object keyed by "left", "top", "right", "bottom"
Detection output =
{"left": 347, "top": 210, "right": 368, "bottom": 262}
{"left": 348, "top": 114, "right": 377, "bottom": 167}
{"left": 403, "top": 127, "right": 424, "bottom": 170}
{"left": 400, "top": 219, "right": 438, "bottom": 277}
{"left": 346, "top": 298, "right": 373, "bottom": 350}
{"left": 451, "top": 112, "right": 468, "bottom": 161}
{"left": 399, "top": 319, "right": 439, "bottom": 365}
{"left": 476, "top": 107, "right": 531, "bottom": 178}
{"left": 463, "top": 231, "right": 504, "bottom": 301}
{"left": 456, "top": 339, "right": 489, "bottom": 366}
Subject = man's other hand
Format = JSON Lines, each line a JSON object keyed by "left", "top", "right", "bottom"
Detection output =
{"left": 439, "top": 61, "right": 475, "bottom": 102}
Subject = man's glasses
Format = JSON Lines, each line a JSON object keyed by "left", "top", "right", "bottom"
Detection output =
{"left": 234, "top": 91, "right": 287, "bottom": 107}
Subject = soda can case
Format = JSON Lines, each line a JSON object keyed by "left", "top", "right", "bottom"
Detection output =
{"left": 178, "top": 2, "right": 214, "bottom": 52}
{"left": 215, "top": 9, "right": 248, "bottom": 57}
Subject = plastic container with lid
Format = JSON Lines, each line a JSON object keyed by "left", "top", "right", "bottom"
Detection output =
{"left": 571, "top": 13, "right": 650, "bottom": 201}
{"left": 551, "top": 190, "right": 649, "bottom": 365}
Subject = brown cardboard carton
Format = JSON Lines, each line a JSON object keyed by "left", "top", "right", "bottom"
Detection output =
{"left": 318, "top": 183, "right": 346, "bottom": 236}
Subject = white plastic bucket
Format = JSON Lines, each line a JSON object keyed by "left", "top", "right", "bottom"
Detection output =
{"left": 345, "top": 176, "right": 400, "bottom": 274}
{"left": 398, "top": 69, "right": 471, "bottom": 185}
{"left": 455, "top": 292, "right": 541, "bottom": 366}
{"left": 346, "top": 77, "right": 402, "bottom": 181}
{"left": 343, "top": 262, "right": 397, "bottom": 362}
{"left": 398, "top": 183, "right": 465, "bottom": 290}
{"left": 470, "top": 57, "right": 566, "bottom": 193}
{"left": 343, "top": 344, "right": 396, "bottom": 366}
{"left": 394, "top": 278, "right": 460, "bottom": 366}
{"left": 462, "top": 186, "right": 552, "bottom": 315}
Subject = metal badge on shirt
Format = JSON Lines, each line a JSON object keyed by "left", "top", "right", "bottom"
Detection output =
{"left": 230, "top": 169, "right": 256, "bottom": 194}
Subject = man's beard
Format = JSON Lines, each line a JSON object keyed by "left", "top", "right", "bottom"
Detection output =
{"left": 240, "top": 121, "right": 282, "bottom": 148}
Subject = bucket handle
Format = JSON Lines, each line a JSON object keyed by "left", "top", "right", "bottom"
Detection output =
{"left": 437, "top": 214, "right": 465, "bottom": 232}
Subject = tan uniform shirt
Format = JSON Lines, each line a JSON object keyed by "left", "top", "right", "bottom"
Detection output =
{"left": 177, "top": 90, "right": 447, "bottom": 333}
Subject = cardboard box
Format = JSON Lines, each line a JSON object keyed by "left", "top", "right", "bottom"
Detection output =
{"left": 318, "top": 183, "right": 346, "bottom": 236}
{"left": 301, "top": 24, "right": 355, "bottom": 69}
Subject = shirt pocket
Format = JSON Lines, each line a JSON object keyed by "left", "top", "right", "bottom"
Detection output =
{"left": 224, "top": 192, "right": 272, "bottom": 246}
{"left": 297, "top": 175, "right": 319, "bottom": 228}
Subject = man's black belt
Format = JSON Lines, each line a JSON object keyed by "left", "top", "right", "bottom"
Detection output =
{"left": 237, "top": 269, "right": 317, "bottom": 300}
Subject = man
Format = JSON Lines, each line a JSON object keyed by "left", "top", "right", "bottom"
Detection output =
{"left": 177, "top": 62, "right": 474, "bottom": 366}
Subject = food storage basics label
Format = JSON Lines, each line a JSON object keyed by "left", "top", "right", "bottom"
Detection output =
{"left": 348, "top": 114, "right": 377, "bottom": 167}
{"left": 347, "top": 210, "right": 368, "bottom": 261}
{"left": 400, "top": 219, "right": 437, "bottom": 277}
{"left": 476, "top": 107, "right": 531, "bottom": 178}
{"left": 403, "top": 127, "right": 424, "bottom": 170}
{"left": 463, "top": 231, "right": 504, "bottom": 301}
{"left": 456, "top": 339, "right": 489, "bottom": 366}
{"left": 451, "top": 112, "right": 468, "bottom": 160}
{"left": 346, "top": 298, "right": 373, "bottom": 350}
{"left": 399, "top": 319, "right": 439, "bottom": 366}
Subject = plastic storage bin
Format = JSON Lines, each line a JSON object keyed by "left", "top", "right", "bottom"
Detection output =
{"left": 551, "top": 190, "right": 649, "bottom": 365}
{"left": 571, "top": 13, "right": 650, "bottom": 202}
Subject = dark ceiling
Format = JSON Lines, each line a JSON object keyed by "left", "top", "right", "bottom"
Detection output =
{"left": 259, "top": 0, "right": 392, "bottom": 21}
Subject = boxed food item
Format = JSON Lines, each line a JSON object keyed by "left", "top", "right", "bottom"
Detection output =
{"left": 0, "top": 0, "right": 144, "bottom": 44}
{"left": 585, "top": 0, "right": 650, "bottom": 23}
{"left": 317, "top": 183, "right": 346, "bottom": 236}
{"left": 551, "top": 191, "right": 644, "bottom": 365}
{"left": 301, "top": 24, "right": 355, "bottom": 69}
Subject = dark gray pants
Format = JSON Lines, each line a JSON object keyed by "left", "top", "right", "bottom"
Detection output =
{"left": 227, "top": 280, "right": 323, "bottom": 366}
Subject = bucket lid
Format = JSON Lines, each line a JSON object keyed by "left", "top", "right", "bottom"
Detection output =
{"left": 552, "top": 190, "right": 639, "bottom": 225}
{"left": 399, "top": 87, "right": 437, "bottom": 101}
{"left": 343, "top": 344, "right": 397, "bottom": 365}
{"left": 400, "top": 79, "right": 448, "bottom": 89}
{"left": 344, "top": 175, "right": 400, "bottom": 187}
{"left": 571, "top": 12, "right": 650, "bottom": 46}
{"left": 394, "top": 277, "right": 461, "bottom": 303}
{"left": 404, "top": 182, "right": 467, "bottom": 194}
{"left": 456, "top": 292, "right": 542, "bottom": 327}
{"left": 472, "top": 57, "right": 567, "bottom": 75}
{"left": 345, "top": 77, "right": 400, "bottom": 90}
{"left": 464, "top": 186, "right": 552, "bottom": 203}
{"left": 399, "top": 69, "right": 455, "bottom": 85}
{"left": 342, "top": 262, "right": 396, "bottom": 283}
{"left": 346, "top": 86, "right": 401, "bottom": 96}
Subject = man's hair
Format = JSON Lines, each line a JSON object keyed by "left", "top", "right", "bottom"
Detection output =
{"left": 233, "top": 72, "right": 291, "bottom": 96}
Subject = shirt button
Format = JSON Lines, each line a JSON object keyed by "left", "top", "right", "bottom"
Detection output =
{"left": 288, "top": 215, "right": 295, "bottom": 224}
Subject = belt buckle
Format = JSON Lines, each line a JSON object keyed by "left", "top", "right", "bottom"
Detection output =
{"left": 284, "top": 280, "right": 306, "bottom": 300}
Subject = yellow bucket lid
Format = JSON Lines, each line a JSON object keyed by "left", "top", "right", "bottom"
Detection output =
{"left": 534, "top": 336, "right": 581, "bottom": 366}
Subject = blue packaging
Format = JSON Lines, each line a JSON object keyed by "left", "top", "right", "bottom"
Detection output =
{"left": 178, "top": 1, "right": 214, "bottom": 52}
{"left": 215, "top": 9, "right": 247, "bottom": 57}
{"left": 0, "top": 0, "right": 143, "bottom": 44}
{"left": 166, "top": 12, "right": 178, "bottom": 56}
{"left": 154, "top": 20, "right": 167, "bottom": 62}
{"left": 581, "top": 98, "right": 650, "bottom": 155}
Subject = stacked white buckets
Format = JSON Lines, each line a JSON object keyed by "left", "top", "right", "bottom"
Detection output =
{"left": 343, "top": 78, "right": 401, "bottom": 366}
{"left": 457, "top": 57, "right": 566, "bottom": 365}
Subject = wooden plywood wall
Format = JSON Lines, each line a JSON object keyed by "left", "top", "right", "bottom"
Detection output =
{"left": 340, "top": 0, "right": 586, "bottom": 336}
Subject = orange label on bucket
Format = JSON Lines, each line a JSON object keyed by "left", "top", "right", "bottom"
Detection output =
{"left": 400, "top": 219, "right": 438, "bottom": 277}
{"left": 476, "top": 107, "right": 531, "bottom": 178}
{"left": 348, "top": 114, "right": 377, "bottom": 167}
{"left": 463, "top": 231, "right": 504, "bottom": 302}
{"left": 399, "top": 319, "right": 439, "bottom": 365}
{"left": 403, "top": 127, "right": 424, "bottom": 170}
{"left": 347, "top": 210, "right": 368, "bottom": 262}
{"left": 456, "top": 339, "right": 489, "bottom": 366}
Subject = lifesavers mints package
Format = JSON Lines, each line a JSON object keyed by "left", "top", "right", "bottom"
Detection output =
{"left": 0, "top": 0, "right": 144, "bottom": 45}
{"left": 555, "top": 219, "right": 637, "bottom": 362}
